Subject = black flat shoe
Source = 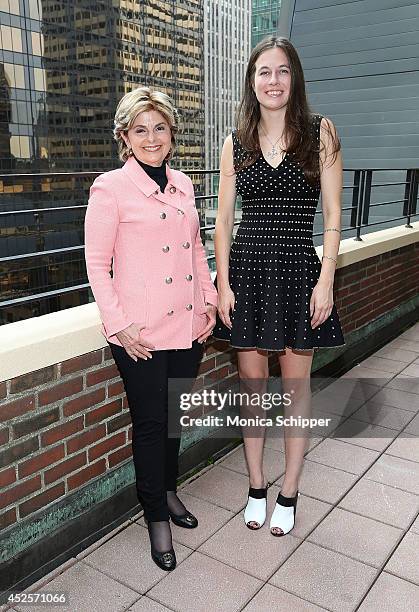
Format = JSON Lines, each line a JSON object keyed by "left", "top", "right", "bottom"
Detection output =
{"left": 150, "top": 547, "right": 177, "bottom": 571}
{"left": 169, "top": 509, "right": 198, "bottom": 529}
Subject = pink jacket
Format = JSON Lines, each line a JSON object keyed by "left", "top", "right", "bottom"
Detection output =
{"left": 84, "top": 156, "right": 217, "bottom": 350}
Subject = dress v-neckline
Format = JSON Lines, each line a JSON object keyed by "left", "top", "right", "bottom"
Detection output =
{"left": 261, "top": 151, "right": 288, "bottom": 170}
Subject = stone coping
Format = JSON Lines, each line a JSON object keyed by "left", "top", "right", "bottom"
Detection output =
{"left": 0, "top": 222, "right": 417, "bottom": 382}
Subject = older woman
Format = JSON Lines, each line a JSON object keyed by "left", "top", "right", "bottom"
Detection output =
{"left": 84, "top": 87, "right": 217, "bottom": 571}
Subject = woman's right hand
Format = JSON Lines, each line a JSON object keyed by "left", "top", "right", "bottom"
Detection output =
{"left": 115, "top": 324, "right": 155, "bottom": 361}
{"left": 218, "top": 285, "right": 235, "bottom": 329}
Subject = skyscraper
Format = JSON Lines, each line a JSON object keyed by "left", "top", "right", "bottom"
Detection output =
{"left": 252, "top": 0, "right": 281, "bottom": 47}
{"left": 0, "top": 0, "right": 205, "bottom": 324}
{"left": 203, "top": 0, "right": 252, "bottom": 267}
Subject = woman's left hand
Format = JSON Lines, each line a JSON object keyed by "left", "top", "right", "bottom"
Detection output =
{"left": 197, "top": 304, "right": 217, "bottom": 343}
{"left": 309, "top": 281, "right": 334, "bottom": 328}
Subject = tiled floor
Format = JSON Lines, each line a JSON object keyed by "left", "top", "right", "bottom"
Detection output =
{"left": 5, "top": 324, "right": 419, "bottom": 612}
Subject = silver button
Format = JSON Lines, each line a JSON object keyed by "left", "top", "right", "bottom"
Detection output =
{"left": 167, "top": 310, "right": 174, "bottom": 316}
{"left": 186, "top": 274, "right": 192, "bottom": 281}
{"left": 186, "top": 304, "right": 193, "bottom": 310}
{"left": 182, "top": 241, "right": 190, "bottom": 249}
{"left": 162, "top": 245, "right": 170, "bottom": 253}
{"left": 165, "top": 277, "right": 172, "bottom": 284}
{"left": 160, "top": 212, "right": 166, "bottom": 219}
{"left": 177, "top": 209, "right": 184, "bottom": 215}
{"left": 169, "top": 185, "right": 176, "bottom": 193}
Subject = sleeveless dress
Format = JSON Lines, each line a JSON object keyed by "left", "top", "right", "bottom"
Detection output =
{"left": 213, "top": 114, "right": 345, "bottom": 352}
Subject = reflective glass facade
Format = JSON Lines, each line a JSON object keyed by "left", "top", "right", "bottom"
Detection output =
{"left": 0, "top": 0, "right": 205, "bottom": 324}
{"left": 252, "top": 0, "right": 281, "bottom": 47}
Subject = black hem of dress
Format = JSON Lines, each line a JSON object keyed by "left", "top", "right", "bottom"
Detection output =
{"left": 211, "top": 335, "right": 346, "bottom": 352}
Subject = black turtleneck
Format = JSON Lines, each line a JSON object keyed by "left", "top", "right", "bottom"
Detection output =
{"left": 135, "top": 155, "right": 168, "bottom": 193}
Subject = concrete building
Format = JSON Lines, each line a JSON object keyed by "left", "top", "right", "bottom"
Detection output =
{"left": 252, "top": 0, "right": 282, "bottom": 46}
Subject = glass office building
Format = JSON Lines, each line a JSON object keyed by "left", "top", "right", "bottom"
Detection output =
{"left": 252, "top": 0, "right": 281, "bottom": 47}
{"left": 0, "top": 0, "right": 204, "bottom": 324}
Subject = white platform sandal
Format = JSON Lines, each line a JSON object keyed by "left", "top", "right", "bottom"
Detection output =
{"left": 244, "top": 487, "right": 268, "bottom": 530}
{"left": 270, "top": 490, "right": 299, "bottom": 536}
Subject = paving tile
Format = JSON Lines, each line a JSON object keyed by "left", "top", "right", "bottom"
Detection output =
{"left": 359, "top": 355, "right": 406, "bottom": 374}
{"left": 308, "top": 507, "right": 403, "bottom": 568}
{"left": 338, "top": 478, "right": 419, "bottom": 529}
{"left": 136, "top": 491, "right": 234, "bottom": 549}
{"left": 385, "top": 433, "right": 419, "bottom": 463}
{"left": 242, "top": 583, "right": 327, "bottom": 611}
{"left": 389, "top": 338, "right": 419, "bottom": 353}
{"left": 410, "top": 514, "right": 419, "bottom": 534}
{"left": 350, "top": 401, "right": 413, "bottom": 431}
{"left": 403, "top": 362, "right": 419, "bottom": 378}
{"left": 375, "top": 346, "right": 419, "bottom": 364}
{"left": 296, "top": 459, "right": 358, "bottom": 504}
{"left": 82, "top": 523, "right": 191, "bottom": 594}
{"left": 367, "top": 387, "right": 419, "bottom": 413}
{"left": 266, "top": 484, "right": 333, "bottom": 539}
{"left": 384, "top": 531, "right": 419, "bottom": 585}
{"left": 400, "top": 325, "right": 419, "bottom": 342}
{"left": 311, "top": 389, "right": 365, "bottom": 418}
{"left": 270, "top": 541, "right": 377, "bottom": 612}
{"left": 358, "top": 571, "right": 419, "bottom": 611}
{"left": 128, "top": 597, "right": 172, "bottom": 611}
{"left": 342, "top": 366, "right": 394, "bottom": 382}
{"left": 11, "top": 558, "right": 78, "bottom": 596}
{"left": 405, "top": 412, "right": 419, "bottom": 435}
{"left": 320, "top": 378, "right": 381, "bottom": 402}
{"left": 182, "top": 465, "right": 250, "bottom": 512}
{"left": 310, "top": 408, "right": 346, "bottom": 437}
{"left": 364, "top": 454, "right": 419, "bottom": 495}
{"left": 332, "top": 418, "right": 397, "bottom": 452}
{"left": 305, "top": 438, "right": 379, "bottom": 475}
{"left": 148, "top": 551, "right": 262, "bottom": 612}
{"left": 219, "top": 444, "right": 285, "bottom": 483}
{"left": 13, "top": 562, "right": 138, "bottom": 612}
{"left": 386, "top": 374, "right": 419, "bottom": 395}
{"left": 198, "top": 512, "right": 301, "bottom": 580}
{"left": 76, "top": 518, "right": 133, "bottom": 560}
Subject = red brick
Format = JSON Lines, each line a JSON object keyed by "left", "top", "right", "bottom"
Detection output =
{"left": 0, "top": 508, "right": 17, "bottom": 530}
{"left": 18, "top": 444, "right": 65, "bottom": 478}
{"left": 0, "top": 436, "right": 39, "bottom": 468}
{"left": 0, "top": 466, "right": 16, "bottom": 488}
{"left": 38, "top": 378, "right": 83, "bottom": 407}
{"left": 0, "top": 395, "right": 35, "bottom": 423}
{"left": 0, "top": 382, "right": 7, "bottom": 400}
{"left": 88, "top": 432, "right": 126, "bottom": 462}
{"left": 19, "top": 482, "right": 65, "bottom": 518}
{"left": 61, "top": 351, "right": 102, "bottom": 376}
{"left": 41, "top": 417, "right": 84, "bottom": 447}
{"left": 0, "top": 427, "right": 9, "bottom": 446}
{"left": 66, "top": 424, "right": 106, "bottom": 454}
{"left": 0, "top": 475, "right": 41, "bottom": 510}
{"left": 108, "top": 380, "right": 124, "bottom": 397}
{"left": 67, "top": 459, "right": 106, "bottom": 490}
{"left": 86, "top": 365, "right": 119, "bottom": 387}
{"left": 13, "top": 407, "right": 60, "bottom": 439}
{"left": 204, "top": 365, "right": 229, "bottom": 384}
{"left": 216, "top": 352, "right": 235, "bottom": 367}
{"left": 85, "top": 399, "right": 122, "bottom": 426}
{"left": 108, "top": 444, "right": 132, "bottom": 468}
{"left": 197, "top": 357, "right": 216, "bottom": 375}
{"left": 10, "top": 367, "right": 56, "bottom": 394}
{"left": 63, "top": 388, "right": 105, "bottom": 417}
{"left": 106, "top": 411, "right": 131, "bottom": 434}
{"left": 44, "top": 452, "right": 87, "bottom": 485}
{"left": 103, "top": 346, "right": 113, "bottom": 362}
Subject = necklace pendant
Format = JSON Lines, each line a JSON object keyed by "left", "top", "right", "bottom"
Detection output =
{"left": 268, "top": 146, "right": 278, "bottom": 159}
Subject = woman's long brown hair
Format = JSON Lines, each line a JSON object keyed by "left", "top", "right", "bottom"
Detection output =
{"left": 236, "top": 36, "right": 340, "bottom": 184}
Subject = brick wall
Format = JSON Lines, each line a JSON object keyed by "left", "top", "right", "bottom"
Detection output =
{"left": 0, "top": 241, "right": 418, "bottom": 535}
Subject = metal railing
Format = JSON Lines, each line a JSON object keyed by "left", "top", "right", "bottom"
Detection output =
{"left": 0, "top": 167, "right": 418, "bottom": 324}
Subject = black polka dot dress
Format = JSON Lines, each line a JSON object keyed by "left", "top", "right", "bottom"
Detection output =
{"left": 213, "top": 114, "right": 345, "bottom": 352}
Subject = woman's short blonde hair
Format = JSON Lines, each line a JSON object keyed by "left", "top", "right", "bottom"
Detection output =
{"left": 113, "top": 87, "right": 179, "bottom": 162}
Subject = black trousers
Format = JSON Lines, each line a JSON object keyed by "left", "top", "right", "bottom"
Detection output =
{"left": 109, "top": 340, "right": 203, "bottom": 522}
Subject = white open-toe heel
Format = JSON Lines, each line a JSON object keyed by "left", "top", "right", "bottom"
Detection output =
{"left": 244, "top": 487, "right": 267, "bottom": 530}
{"left": 270, "top": 490, "right": 299, "bottom": 536}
